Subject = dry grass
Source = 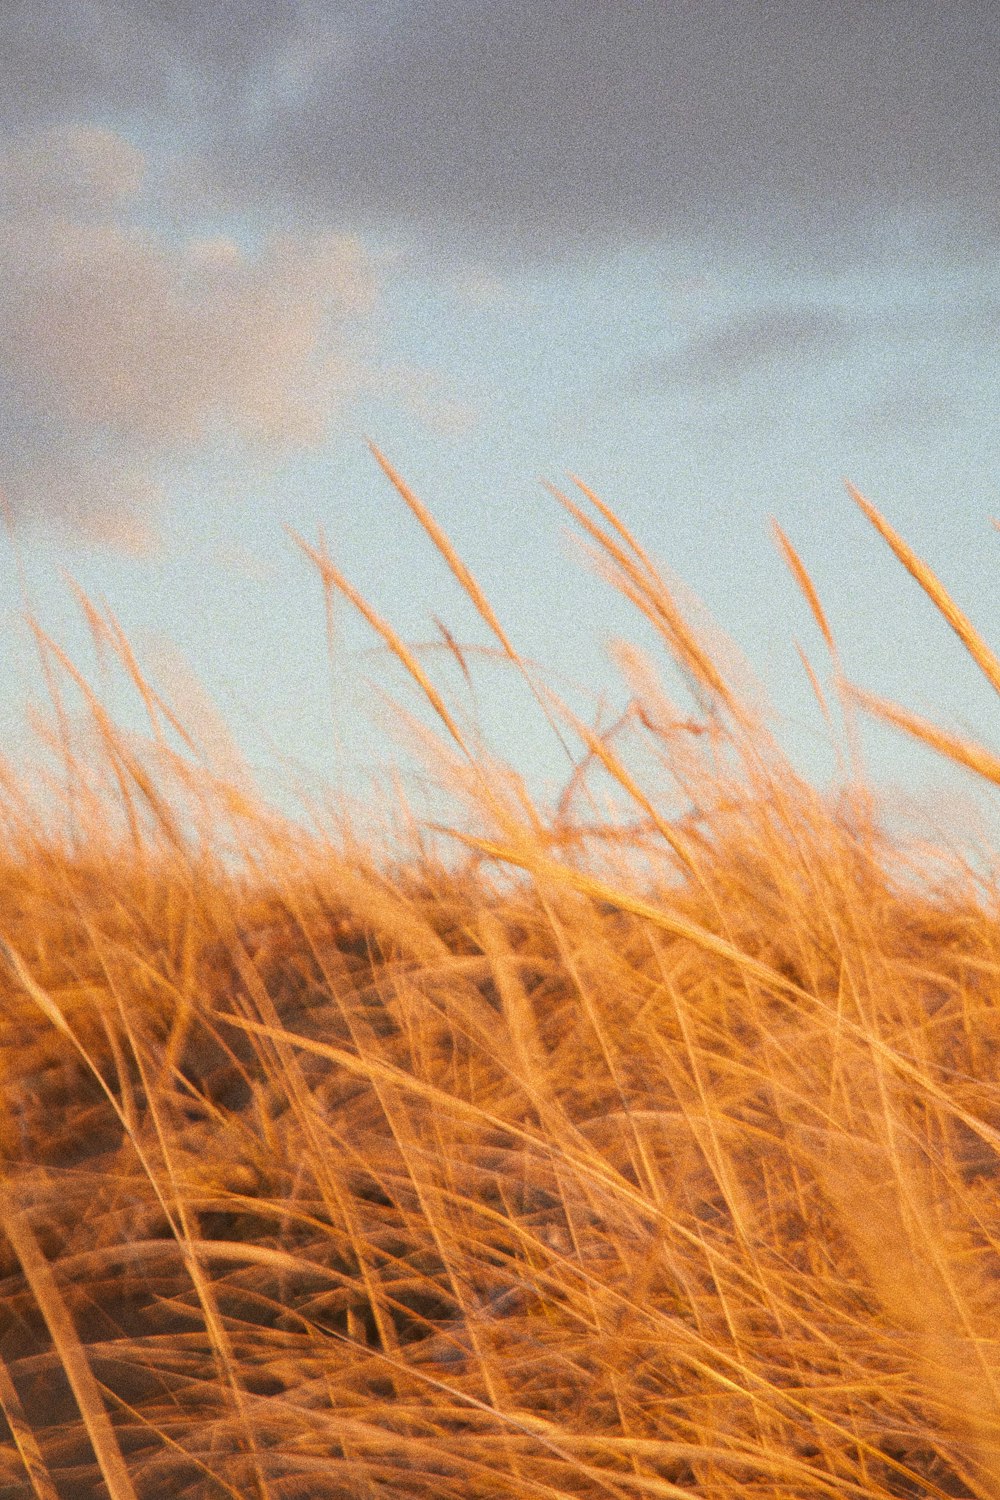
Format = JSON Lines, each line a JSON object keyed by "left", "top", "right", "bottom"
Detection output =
{"left": 2, "top": 458, "right": 1000, "bottom": 1498}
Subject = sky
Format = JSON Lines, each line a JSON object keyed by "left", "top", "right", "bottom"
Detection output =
{"left": 1, "top": 0, "right": 999, "bottom": 849}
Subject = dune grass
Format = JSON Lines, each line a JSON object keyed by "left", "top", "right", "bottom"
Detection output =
{"left": 1, "top": 456, "right": 1000, "bottom": 1498}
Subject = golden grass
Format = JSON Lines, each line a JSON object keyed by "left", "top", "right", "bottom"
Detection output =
{"left": 1, "top": 462, "right": 1000, "bottom": 1498}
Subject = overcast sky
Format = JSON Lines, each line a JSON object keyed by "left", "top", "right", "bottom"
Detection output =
{"left": 2, "top": 1, "right": 999, "bottom": 843}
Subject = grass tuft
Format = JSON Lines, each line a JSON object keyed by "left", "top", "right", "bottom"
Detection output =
{"left": 1, "top": 462, "right": 999, "bottom": 1498}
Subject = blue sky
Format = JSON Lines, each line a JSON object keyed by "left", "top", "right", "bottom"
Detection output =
{"left": 1, "top": 2, "right": 999, "bottom": 847}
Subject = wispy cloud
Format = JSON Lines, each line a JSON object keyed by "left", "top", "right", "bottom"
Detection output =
{"left": 640, "top": 305, "right": 854, "bottom": 386}
{"left": 860, "top": 387, "right": 967, "bottom": 437}
{"left": 0, "top": 125, "right": 378, "bottom": 548}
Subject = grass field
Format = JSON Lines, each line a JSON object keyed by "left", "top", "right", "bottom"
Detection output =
{"left": 1, "top": 454, "right": 999, "bottom": 1498}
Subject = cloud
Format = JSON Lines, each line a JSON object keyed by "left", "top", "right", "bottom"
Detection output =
{"left": 0, "top": 124, "right": 378, "bottom": 547}
{"left": 188, "top": 1, "right": 1000, "bottom": 263}
{"left": 0, "top": 0, "right": 319, "bottom": 129}
{"left": 0, "top": 446, "right": 165, "bottom": 555}
{"left": 0, "top": 123, "right": 143, "bottom": 217}
{"left": 642, "top": 305, "right": 854, "bottom": 386}
{"left": 859, "top": 387, "right": 966, "bottom": 437}
{"left": 370, "top": 364, "right": 479, "bottom": 438}
{"left": 4, "top": 2, "right": 998, "bottom": 267}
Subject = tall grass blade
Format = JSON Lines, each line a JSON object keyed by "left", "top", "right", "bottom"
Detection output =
{"left": 847, "top": 481, "right": 1000, "bottom": 696}
{"left": 0, "top": 1193, "right": 139, "bottom": 1500}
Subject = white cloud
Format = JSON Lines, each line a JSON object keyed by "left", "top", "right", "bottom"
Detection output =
{"left": 0, "top": 124, "right": 379, "bottom": 548}
{"left": 0, "top": 123, "right": 143, "bottom": 218}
